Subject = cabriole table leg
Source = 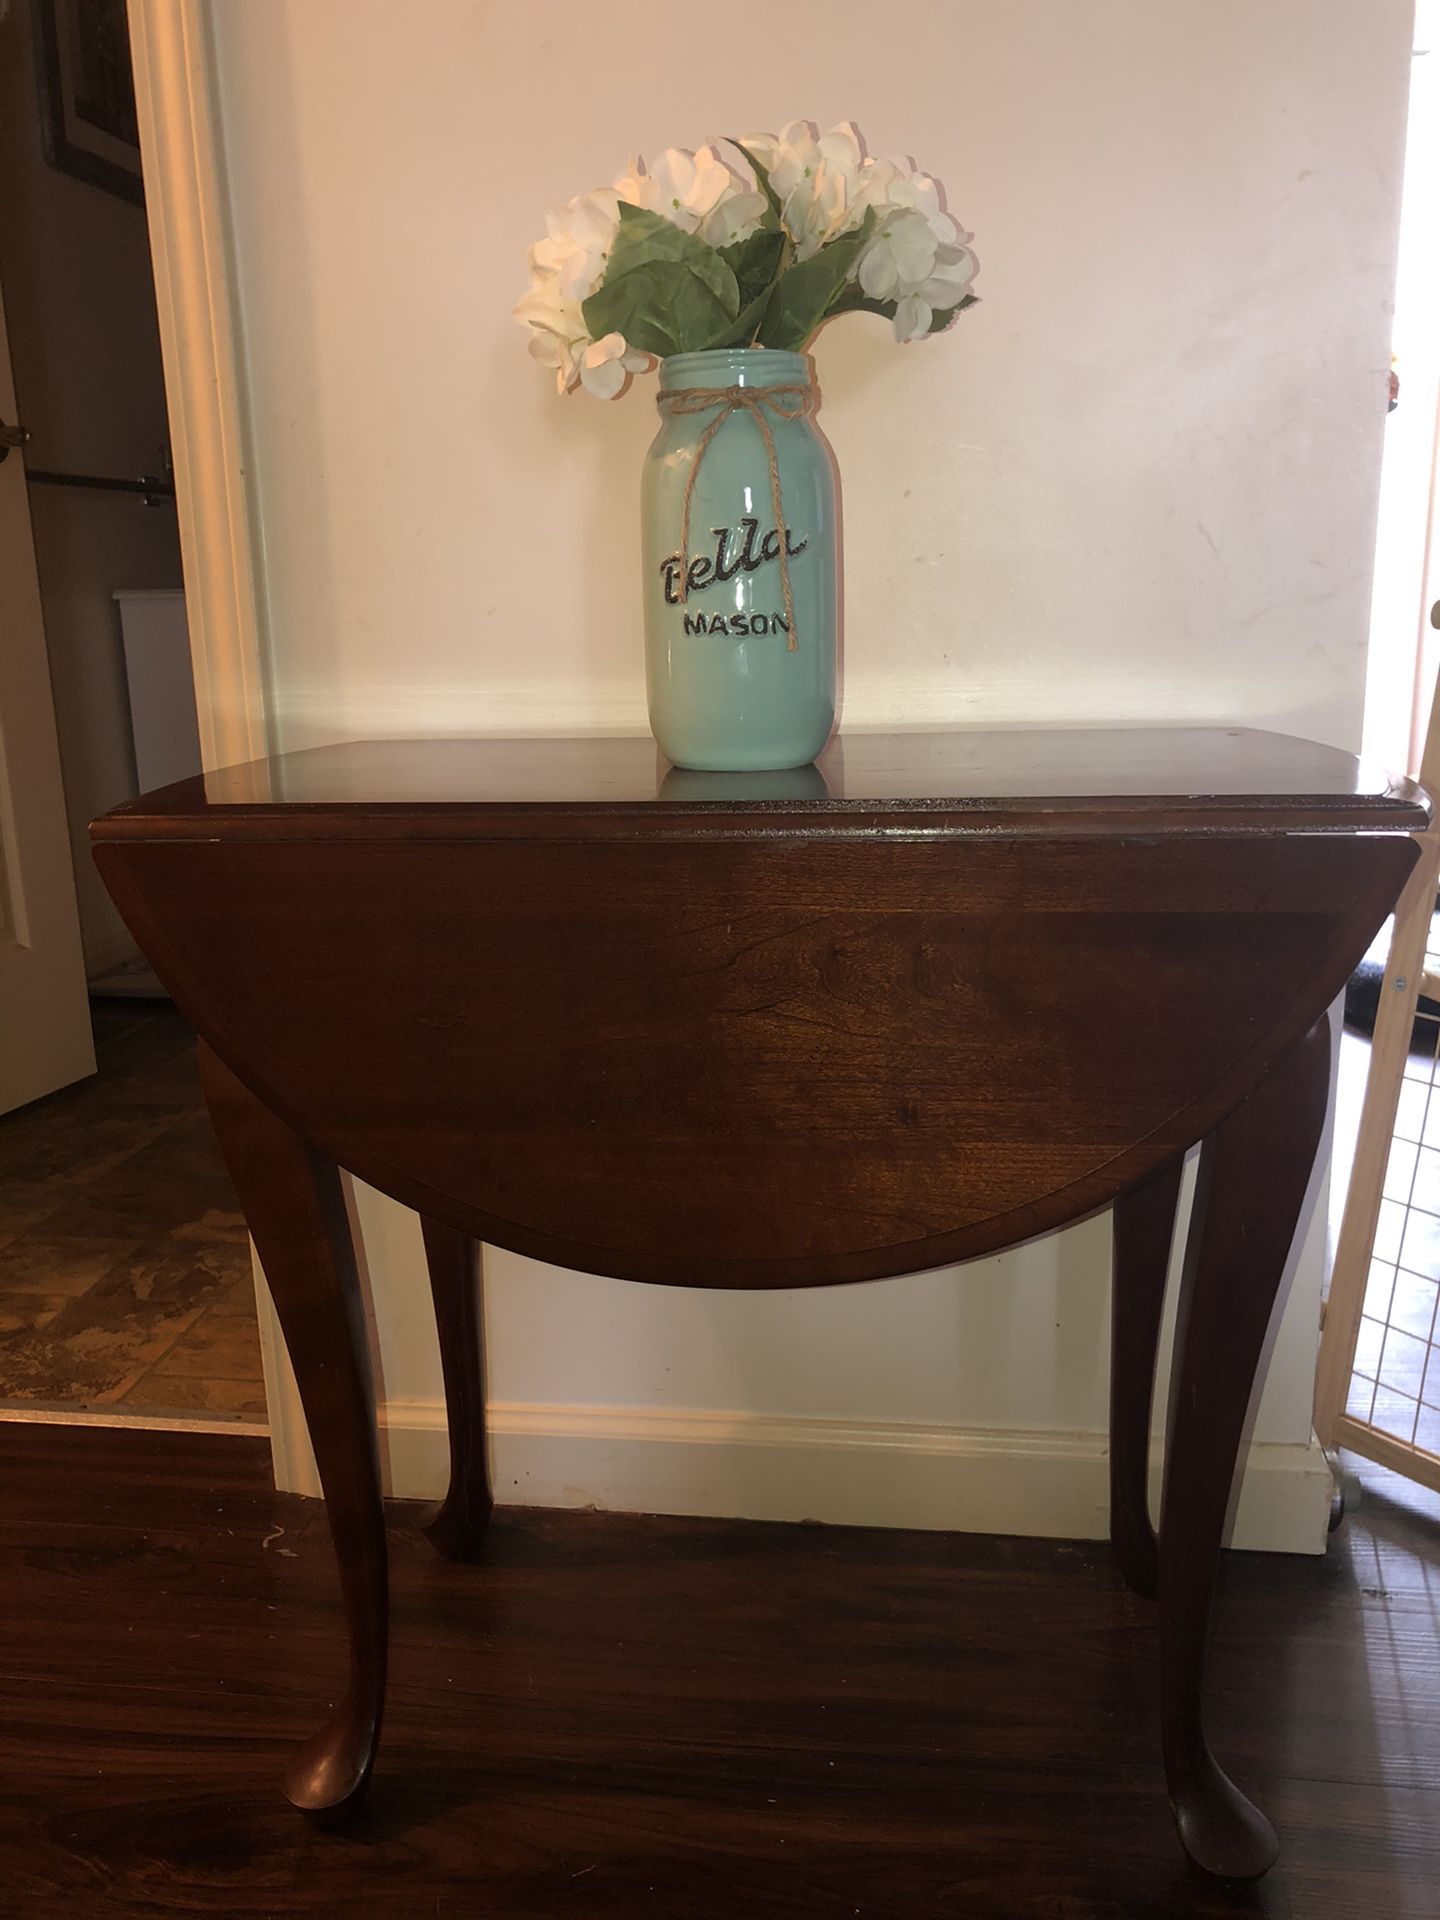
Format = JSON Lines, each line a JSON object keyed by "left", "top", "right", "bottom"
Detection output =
{"left": 419, "top": 1216, "right": 493, "bottom": 1559}
{"left": 1157, "top": 1016, "right": 1331, "bottom": 1879}
{"left": 1109, "top": 1157, "right": 1183, "bottom": 1599}
{"left": 197, "top": 1042, "right": 388, "bottom": 1814}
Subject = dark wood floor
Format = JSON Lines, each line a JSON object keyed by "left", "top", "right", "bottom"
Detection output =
{"left": 2, "top": 1428, "right": 1438, "bottom": 1918}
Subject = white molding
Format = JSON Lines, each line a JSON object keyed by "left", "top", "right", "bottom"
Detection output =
{"left": 127, "top": 0, "right": 270, "bottom": 777}
{"left": 276, "top": 1399, "right": 1335, "bottom": 1556}
{"left": 127, "top": 0, "right": 294, "bottom": 1480}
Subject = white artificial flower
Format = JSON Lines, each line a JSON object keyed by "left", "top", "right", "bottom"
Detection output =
{"left": 578, "top": 331, "right": 650, "bottom": 400}
{"left": 651, "top": 145, "right": 731, "bottom": 225}
{"left": 695, "top": 146, "right": 768, "bottom": 247}
{"left": 529, "top": 188, "right": 622, "bottom": 303}
{"left": 613, "top": 144, "right": 766, "bottom": 248}
{"left": 513, "top": 281, "right": 586, "bottom": 394}
{"left": 920, "top": 239, "right": 979, "bottom": 308}
{"left": 892, "top": 293, "right": 932, "bottom": 344}
{"left": 856, "top": 206, "right": 941, "bottom": 302}
{"left": 854, "top": 155, "right": 948, "bottom": 229}
{"left": 817, "top": 121, "right": 866, "bottom": 185}
{"left": 849, "top": 150, "right": 978, "bottom": 340}
{"left": 516, "top": 264, "right": 650, "bottom": 399}
{"left": 888, "top": 236, "right": 978, "bottom": 341}
{"left": 515, "top": 123, "right": 976, "bottom": 391}
{"left": 610, "top": 153, "right": 658, "bottom": 216}
{"left": 742, "top": 120, "right": 865, "bottom": 260}
{"left": 700, "top": 188, "right": 769, "bottom": 247}
{"left": 518, "top": 187, "right": 649, "bottom": 397}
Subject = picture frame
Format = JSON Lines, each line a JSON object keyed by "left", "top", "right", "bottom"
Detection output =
{"left": 33, "top": 0, "right": 144, "bottom": 207}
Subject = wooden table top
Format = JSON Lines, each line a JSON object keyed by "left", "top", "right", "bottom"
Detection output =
{"left": 94, "top": 728, "right": 1429, "bottom": 841}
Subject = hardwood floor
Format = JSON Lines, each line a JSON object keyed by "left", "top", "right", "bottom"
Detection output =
{"left": 0, "top": 1002, "right": 266, "bottom": 1422}
{"left": 1, "top": 1425, "right": 1437, "bottom": 1918}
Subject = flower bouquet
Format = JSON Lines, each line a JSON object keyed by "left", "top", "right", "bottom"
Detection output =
{"left": 515, "top": 122, "right": 977, "bottom": 771}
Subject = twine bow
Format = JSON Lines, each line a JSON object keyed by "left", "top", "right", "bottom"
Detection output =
{"left": 663, "top": 381, "right": 812, "bottom": 652}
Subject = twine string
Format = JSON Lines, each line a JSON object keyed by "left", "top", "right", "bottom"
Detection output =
{"left": 663, "top": 381, "right": 812, "bottom": 652}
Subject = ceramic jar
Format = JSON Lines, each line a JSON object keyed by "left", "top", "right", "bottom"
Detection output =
{"left": 641, "top": 347, "right": 837, "bottom": 771}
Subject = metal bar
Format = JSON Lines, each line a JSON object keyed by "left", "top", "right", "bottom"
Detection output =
{"left": 27, "top": 469, "right": 175, "bottom": 499}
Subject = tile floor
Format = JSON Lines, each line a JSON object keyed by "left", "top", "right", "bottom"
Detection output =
{"left": 0, "top": 1000, "right": 267, "bottom": 1423}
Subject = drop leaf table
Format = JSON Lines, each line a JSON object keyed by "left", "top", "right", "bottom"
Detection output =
{"left": 91, "top": 727, "right": 1427, "bottom": 1880}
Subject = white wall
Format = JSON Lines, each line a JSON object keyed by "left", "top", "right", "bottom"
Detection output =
{"left": 0, "top": 0, "right": 183, "bottom": 976}
{"left": 210, "top": 0, "right": 1413, "bottom": 1547}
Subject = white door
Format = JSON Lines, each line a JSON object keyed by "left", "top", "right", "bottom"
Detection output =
{"left": 0, "top": 266, "right": 95, "bottom": 1112}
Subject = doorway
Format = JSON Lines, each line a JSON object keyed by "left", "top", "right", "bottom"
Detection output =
{"left": 0, "top": 0, "right": 265, "bottom": 1431}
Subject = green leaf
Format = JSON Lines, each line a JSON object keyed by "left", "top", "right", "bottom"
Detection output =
{"left": 583, "top": 258, "right": 736, "bottom": 358}
{"left": 726, "top": 138, "right": 784, "bottom": 225}
{"left": 717, "top": 226, "right": 787, "bottom": 309}
{"left": 928, "top": 292, "right": 979, "bottom": 333}
{"left": 756, "top": 209, "right": 876, "bottom": 352}
{"left": 599, "top": 203, "right": 739, "bottom": 313}
{"left": 583, "top": 204, "right": 744, "bottom": 354}
{"left": 699, "top": 283, "right": 778, "bottom": 350}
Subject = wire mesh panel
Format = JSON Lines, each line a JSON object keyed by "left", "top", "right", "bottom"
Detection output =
{"left": 1343, "top": 966, "right": 1440, "bottom": 1465}
{"left": 1315, "top": 670, "right": 1440, "bottom": 1490}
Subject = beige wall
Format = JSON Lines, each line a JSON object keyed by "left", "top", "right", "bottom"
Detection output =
{"left": 0, "top": 0, "right": 182, "bottom": 975}
{"left": 210, "top": 0, "right": 1413, "bottom": 1542}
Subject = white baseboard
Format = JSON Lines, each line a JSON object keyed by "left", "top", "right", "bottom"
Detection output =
{"left": 273, "top": 1395, "right": 1335, "bottom": 1556}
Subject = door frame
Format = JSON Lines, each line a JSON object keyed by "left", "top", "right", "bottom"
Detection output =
{"left": 129, "top": 0, "right": 300, "bottom": 1464}
{"left": 129, "top": 0, "right": 270, "bottom": 774}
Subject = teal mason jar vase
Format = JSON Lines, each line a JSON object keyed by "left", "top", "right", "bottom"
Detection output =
{"left": 641, "top": 348, "right": 837, "bottom": 772}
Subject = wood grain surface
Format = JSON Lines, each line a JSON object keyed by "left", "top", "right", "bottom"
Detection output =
{"left": 1, "top": 1423, "right": 1437, "bottom": 1920}
{"left": 93, "top": 829, "right": 1414, "bottom": 1287}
